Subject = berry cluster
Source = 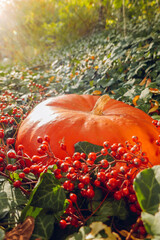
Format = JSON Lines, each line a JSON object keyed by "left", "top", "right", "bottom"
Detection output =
{"left": 0, "top": 82, "right": 48, "bottom": 141}
{"left": 1, "top": 114, "right": 160, "bottom": 240}
{"left": 152, "top": 119, "right": 160, "bottom": 129}
{"left": 1, "top": 129, "right": 156, "bottom": 238}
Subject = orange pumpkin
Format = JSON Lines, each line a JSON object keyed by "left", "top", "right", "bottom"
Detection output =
{"left": 16, "top": 94, "right": 160, "bottom": 165}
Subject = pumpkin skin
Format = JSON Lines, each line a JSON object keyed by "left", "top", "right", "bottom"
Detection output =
{"left": 16, "top": 94, "right": 160, "bottom": 165}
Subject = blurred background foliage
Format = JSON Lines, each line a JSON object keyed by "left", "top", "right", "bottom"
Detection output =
{"left": 0, "top": 0, "right": 159, "bottom": 64}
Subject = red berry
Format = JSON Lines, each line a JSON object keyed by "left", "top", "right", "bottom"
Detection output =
{"left": 129, "top": 194, "right": 137, "bottom": 203}
{"left": 6, "top": 164, "right": 13, "bottom": 171}
{"left": 32, "top": 155, "right": 41, "bottom": 163}
{"left": 23, "top": 167, "right": 30, "bottom": 174}
{"left": 132, "top": 136, "right": 138, "bottom": 142}
{"left": 94, "top": 179, "right": 101, "bottom": 187}
{"left": 133, "top": 158, "right": 141, "bottom": 167}
{"left": 117, "top": 147, "right": 126, "bottom": 155}
{"left": 78, "top": 182, "right": 84, "bottom": 189}
{"left": 81, "top": 152, "right": 86, "bottom": 159}
{"left": 123, "top": 153, "right": 132, "bottom": 161}
{"left": 107, "top": 178, "right": 118, "bottom": 189}
{"left": 44, "top": 135, "right": 50, "bottom": 142}
{"left": 17, "top": 144, "right": 24, "bottom": 151}
{"left": 30, "top": 165, "right": 39, "bottom": 174}
{"left": 82, "top": 164, "right": 88, "bottom": 173}
{"left": 61, "top": 163, "right": 69, "bottom": 172}
{"left": 86, "top": 188, "right": 95, "bottom": 198}
{"left": 7, "top": 150, "right": 16, "bottom": 159}
{"left": 73, "top": 152, "right": 81, "bottom": 160}
{"left": 110, "top": 170, "right": 118, "bottom": 178}
{"left": 141, "top": 156, "right": 149, "bottom": 164}
{"left": 138, "top": 226, "right": 146, "bottom": 235}
{"left": 37, "top": 136, "right": 43, "bottom": 143}
{"left": 6, "top": 138, "right": 15, "bottom": 145}
{"left": 59, "top": 220, "right": 67, "bottom": 229}
{"left": 13, "top": 180, "right": 22, "bottom": 188}
{"left": 100, "top": 159, "right": 109, "bottom": 168}
{"left": 120, "top": 166, "right": 129, "bottom": 174}
{"left": 0, "top": 130, "right": 4, "bottom": 138}
{"left": 122, "top": 187, "right": 129, "bottom": 196}
{"left": 156, "top": 140, "right": 160, "bottom": 146}
{"left": 97, "top": 172, "right": 106, "bottom": 182}
{"left": 82, "top": 175, "right": 90, "bottom": 185}
{"left": 73, "top": 160, "right": 81, "bottom": 169}
{"left": 81, "top": 189, "right": 87, "bottom": 197}
{"left": 101, "top": 148, "right": 108, "bottom": 156}
{"left": 88, "top": 152, "right": 97, "bottom": 161}
{"left": 130, "top": 204, "right": 137, "bottom": 213}
{"left": 19, "top": 172, "right": 25, "bottom": 179}
{"left": 60, "top": 143, "right": 66, "bottom": 151}
{"left": 65, "top": 157, "right": 72, "bottom": 164}
{"left": 114, "top": 190, "right": 122, "bottom": 200}
{"left": 70, "top": 216, "right": 78, "bottom": 227}
{"left": 103, "top": 141, "right": 110, "bottom": 148}
{"left": 40, "top": 143, "right": 48, "bottom": 152}
{"left": 111, "top": 143, "right": 119, "bottom": 151}
{"left": 70, "top": 193, "right": 77, "bottom": 203}
{"left": 12, "top": 165, "right": 17, "bottom": 171}
{"left": 68, "top": 167, "right": 75, "bottom": 174}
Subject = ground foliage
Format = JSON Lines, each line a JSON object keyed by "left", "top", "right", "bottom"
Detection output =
{"left": 0, "top": 13, "right": 160, "bottom": 240}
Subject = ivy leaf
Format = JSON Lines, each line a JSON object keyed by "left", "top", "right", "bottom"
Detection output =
{"left": 112, "top": 199, "right": 128, "bottom": 220}
{"left": 21, "top": 205, "right": 42, "bottom": 221}
{"left": 134, "top": 166, "right": 160, "bottom": 214}
{"left": 92, "top": 200, "right": 114, "bottom": 217}
{"left": 65, "top": 226, "right": 91, "bottom": 240}
{"left": 0, "top": 192, "right": 10, "bottom": 217}
{"left": 0, "top": 180, "right": 27, "bottom": 222}
{"left": 0, "top": 228, "right": 5, "bottom": 240}
{"left": 141, "top": 212, "right": 160, "bottom": 239}
{"left": 30, "top": 172, "right": 66, "bottom": 212}
{"left": 30, "top": 210, "right": 55, "bottom": 240}
{"left": 74, "top": 141, "right": 102, "bottom": 155}
{"left": 91, "top": 198, "right": 128, "bottom": 222}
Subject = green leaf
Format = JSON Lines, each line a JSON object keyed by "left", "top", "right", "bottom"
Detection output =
{"left": 30, "top": 172, "right": 66, "bottom": 212}
{"left": 21, "top": 205, "right": 42, "bottom": 220}
{"left": 30, "top": 210, "right": 55, "bottom": 240}
{"left": 0, "top": 191, "right": 10, "bottom": 220}
{"left": 139, "top": 88, "right": 151, "bottom": 102}
{"left": 66, "top": 226, "right": 91, "bottom": 240}
{"left": 141, "top": 212, "right": 160, "bottom": 239}
{"left": 0, "top": 228, "right": 5, "bottom": 240}
{"left": 0, "top": 180, "right": 27, "bottom": 221}
{"left": 134, "top": 166, "right": 160, "bottom": 214}
{"left": 112, "top": 199, "right": 128, "bottom": 220}
{"left": 92, "top": 200, "right": 114, "bottom": 217}
{"left": 91, "top": 198, "right": 128, "bottom": 222}
{"left": 74, "top": 141, "right": 102, "bottom": 155}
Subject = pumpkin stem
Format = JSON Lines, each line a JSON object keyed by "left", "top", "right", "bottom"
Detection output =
{"left": 92, "top": 95, "right": 110, "bottom": 115}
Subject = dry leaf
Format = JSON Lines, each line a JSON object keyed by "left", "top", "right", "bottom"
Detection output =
{"left": 139, "top": 77, "right": 147, "bottom": 86}
{"left": 119, "top": 230, "right": 141, "bottom": 240}
{"left": 92, "top": 90, "right": 102, "bottom": 95}
{"left": 149, "top": 88, "right": 160, "bottom": 94}
{"left": 132, "top": 95, "right": 140, "bottom": 106}
{"left": 4, "top": 217, "right": 35, "bottom": 240}
{"left": 49, "top": 76, "right": 55, "bottom": 82}
{"left": 145, "top": 78, "right": 151, "bottom": 87}
{"left": 148, "top": 100, "right": 159, "bottom": 114}
{"left": 86, "top": 222, "right": 121, "bottom": 240}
